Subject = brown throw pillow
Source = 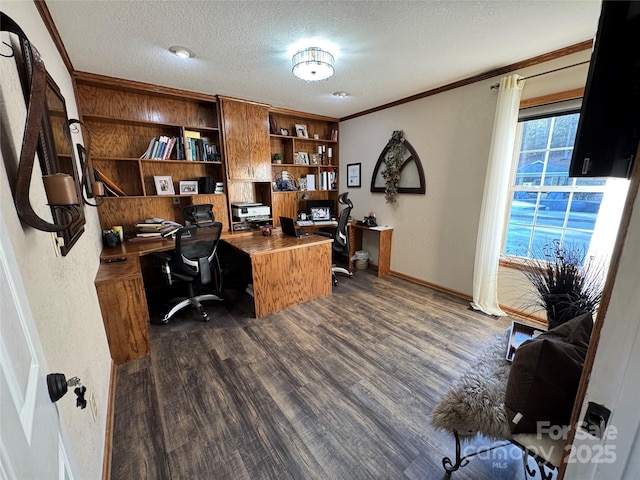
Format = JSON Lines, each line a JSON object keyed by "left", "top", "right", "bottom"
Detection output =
{"left": 505, "top": 313, "right": 593, "bottom": 434}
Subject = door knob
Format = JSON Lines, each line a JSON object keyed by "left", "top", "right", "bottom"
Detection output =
{"left": 47, "top": 373, "right": 86, "bottom": 408}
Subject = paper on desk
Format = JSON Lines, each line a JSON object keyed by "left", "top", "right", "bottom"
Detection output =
{"left": 369, "top": 225, "right": 392, "bottom": 231}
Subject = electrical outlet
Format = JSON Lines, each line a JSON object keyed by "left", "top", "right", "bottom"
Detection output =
{"left": 172, "top": 197, "right": 180, "bottom": 205}
{"left": 89, "top": 391, "right": 98, "bottom": 422}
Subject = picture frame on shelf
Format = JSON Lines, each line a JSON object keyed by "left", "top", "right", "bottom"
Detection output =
{"left": 310, "top": 153, "right": 320, "bottom": 165}
{"left": 179, "top": 180, "right": 198, "bottom": 194}
{"left": 295, "top": 152, "right": 310, "bottom": 164}
{"left": 280, "top": 128, "right": 289, "bottom": 136}
{"left": 154, "top": 175, "right": 175, "bottom": 195}
{"left": 347, "top": 163, "right": 361, "bottom": 188}
{"left": 295, "top": 124, "right": 308, "bottom": 138}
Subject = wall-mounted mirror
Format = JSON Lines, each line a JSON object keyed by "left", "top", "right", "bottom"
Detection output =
{"left": 2, "top": 12, "right": 85, "bottom": 256}
{"left": 42, "top": 74, "right": 86, "bottom": 255}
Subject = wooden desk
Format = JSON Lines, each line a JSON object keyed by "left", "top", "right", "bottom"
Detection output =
{"left": 348, "top": 222, "right": 393, "bottom": 276}
{"left": 222, "top": 231, "right": 333, "bottom": 318}
{"left": 95, "top": 230, "right": 332, "bottom": 363}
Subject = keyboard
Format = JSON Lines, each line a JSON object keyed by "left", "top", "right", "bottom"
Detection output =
{"left": 313, "top": 220, "right": 337, "bottom": 226}
{"left": 296, "top": 220, "right": 314, "bottom": 226}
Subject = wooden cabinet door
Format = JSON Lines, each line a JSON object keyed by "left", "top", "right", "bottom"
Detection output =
{"left": 246, "top": 103, "right": 271, "bottom": 181}
{"left": 221, "top": 98, "right": 253, "bottom": 180}
{"left": 221, "top": 98, "right": 270, "bottom": 181}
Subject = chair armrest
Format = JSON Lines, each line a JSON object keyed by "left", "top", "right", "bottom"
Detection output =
{"left": 315, "top": 231, "right": 332, "bottom": 238}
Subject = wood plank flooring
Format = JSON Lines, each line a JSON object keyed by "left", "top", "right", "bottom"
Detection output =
{"left": 111, "top": 269, "right": 552, "bottom": 480}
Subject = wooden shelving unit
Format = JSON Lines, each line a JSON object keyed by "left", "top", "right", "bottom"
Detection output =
{"left": 74, "top": 73, "right": 229, "bottom": 235}
{"left": 74, "top": 74, "right": 340, "bottom": 234}
{"left": 268, "top": 108, "right": 340, "bottom": 226}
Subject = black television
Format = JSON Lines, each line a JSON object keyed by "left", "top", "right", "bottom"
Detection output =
{"left": 569, "top": 0, "right": 640, "bottom": 178}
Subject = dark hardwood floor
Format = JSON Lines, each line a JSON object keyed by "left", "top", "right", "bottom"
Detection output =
{"left": 111, "top": 269, "right": 547, "bottom": 480}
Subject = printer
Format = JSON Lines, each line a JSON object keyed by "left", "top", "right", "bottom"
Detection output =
{"left": 231, "top": 202, "right": 271, "bottom": 221}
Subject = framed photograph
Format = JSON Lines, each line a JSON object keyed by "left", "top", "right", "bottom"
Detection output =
{"left": 295, "top": 152, "right": 309, "bottom": 164}
{"left": 154, "top": 175, "right": 175, "bottom": 195}
{"left": 347, "top": 163, "right": 361, "bottom": 188}
{"left": 309, "top": 153, "right": 320, "bottom": 165}
{"left": 280, "top": 128, "right": 289, "bottom": 136}
{"left": 295, "top": 124, "right": 308, "bottom": 138}
{"left": 179, "top": 180, "right": 198, "bottom": 194}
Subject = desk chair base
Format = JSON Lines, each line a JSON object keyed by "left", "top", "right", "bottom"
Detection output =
{"left": 161, "top": 293, "right": 223, "bottom": 324}
{"left": 332, "top": 265, "right": 353, "bottom": 286}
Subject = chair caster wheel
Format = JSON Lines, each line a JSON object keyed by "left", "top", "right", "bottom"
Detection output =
{"left": 160, "top": 316, "right": 170, "bottom": 325}
{"left": 202, "top": 313, "right": 210, "bottom": 322}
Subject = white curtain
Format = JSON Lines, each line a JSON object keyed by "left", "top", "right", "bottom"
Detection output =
{"left": 471, "top": 74, "right": 524, "bottom": 316}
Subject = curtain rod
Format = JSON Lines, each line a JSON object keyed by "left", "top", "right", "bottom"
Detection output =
{"left": 489, "top": 60, "right": 590, "bottom": 89}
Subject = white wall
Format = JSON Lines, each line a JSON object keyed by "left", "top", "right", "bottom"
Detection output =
{"left": 339, "top": 50, "right": 591, "bottom": 308}
{"left": 564, "top": 183, "right": 640, "bottom": 479}
{"left": 0, "top": 2, "right": 111, "bottom": 478}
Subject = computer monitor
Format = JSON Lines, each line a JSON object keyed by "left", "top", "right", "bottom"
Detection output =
{"left": 310, "top": 207, "right": 331, "bottom": 221}
{"left": 305, "top": 199, "right": 334, "bottom": 218}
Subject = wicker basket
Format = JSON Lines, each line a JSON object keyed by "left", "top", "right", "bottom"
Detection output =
{"left": 275, "top": 170, "right": 298, "bottom": 191}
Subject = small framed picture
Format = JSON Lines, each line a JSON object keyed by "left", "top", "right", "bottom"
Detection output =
{"left": 347, "top": 163, "right": 361, "bottom": 188}
{"left": 295, "top": 152, "right": 309, "bottom": 164}
{"left": 154, "top": 175, "right": 175, "bottom": 195}
{"left": 310, "top": 153, "right": 320, "bottom": 165}
{"left": 295, "top": 124, "right": 308, "bottom": 138}
{"left": 179, "top": 180, "right": 198, "bottom": 194}
{"left": 280, "top": 128, "right": 289, "bottom": 136}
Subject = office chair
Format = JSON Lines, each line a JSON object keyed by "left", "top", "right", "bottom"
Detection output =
{"left": 320, "top": 192, "right": 354, "bottom": 286}
{"left": 156, "top": 214, "right": 224, "bottom": 323}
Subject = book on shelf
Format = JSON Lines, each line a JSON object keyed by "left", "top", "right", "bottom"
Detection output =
{"left": 319, "top": 171, "right": 329, "bottom": 190}
{"left": 140, "top": 136, "right": 177, "bottom": 160}
{"left": 94, "top": 167, "right": 127, "bottom": 196}
{"left": 183, "top": 129, "right": 200, "bottom": 161}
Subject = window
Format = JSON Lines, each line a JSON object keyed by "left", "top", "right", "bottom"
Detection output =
{"left": 502, "top": 102, "right": 627, "bottom": 262}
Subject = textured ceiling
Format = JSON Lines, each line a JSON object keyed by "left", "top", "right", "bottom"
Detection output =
{"left": 45, "top": 0, "right": 602, "bottom": 118}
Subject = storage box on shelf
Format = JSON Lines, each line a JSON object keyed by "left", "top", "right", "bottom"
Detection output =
{"left": 268, "top": 108, "right": 340, "bottom": 226}
{"left": 74, "top": 73, "right": 228, "bottom": 235}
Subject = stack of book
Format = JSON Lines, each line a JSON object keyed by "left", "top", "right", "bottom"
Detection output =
{"left": 214, "top": 181, "right": 224, "bottom": 194}
{"left": 140, "top": 136, "right": 177, "bottom": 160}
{"left": 139, "top": 131, "right": 221, "bottom": 162}
{"left": 131, "top": 219, "right": 182, "bottom": 242}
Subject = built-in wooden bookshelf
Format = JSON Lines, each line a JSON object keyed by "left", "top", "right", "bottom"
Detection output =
{"left": 74, "top": 73, "right": 229, "bottom": 235}
{"left": 74, "top": 74, "right": 340, "bottom": 234}
{"left": 268, "top": 107, "right": 340, "bottom": 225}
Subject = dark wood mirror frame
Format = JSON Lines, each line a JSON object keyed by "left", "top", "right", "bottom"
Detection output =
{"left": 44, "top": 74, "right": 86, "bottom": 255}
{"left": 2, "top": 12, "right": 86, "bottom": 256}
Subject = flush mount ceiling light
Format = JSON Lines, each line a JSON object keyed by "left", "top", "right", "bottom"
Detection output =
{"left": 292, "top": 47, "right": 334, "bottom": 81}
{"left": 169, "top": 46, "right": 194, "bottom": 59}
{"left": 333, "top": 91, "right": 349, "bottom": 98}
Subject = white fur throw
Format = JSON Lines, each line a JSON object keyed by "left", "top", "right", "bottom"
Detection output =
{"left": 431, "top": 329, "right": 513, "bottom": 440}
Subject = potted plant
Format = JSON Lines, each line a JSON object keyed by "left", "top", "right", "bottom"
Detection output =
{"left": 520, "top": 240, "right": 605, "bottom": 329}
{"left": 272, "top": 153, "right": 282, "bottom": 164}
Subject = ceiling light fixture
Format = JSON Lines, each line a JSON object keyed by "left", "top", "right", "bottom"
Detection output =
{"left": 292, "top": 47, "right": 334, "bottom": 81}
{"left": 169, "top": 46, "right": 193, "bottom": 59}
{"left": 333, "top": 91, "right": 349, "bottom": 98}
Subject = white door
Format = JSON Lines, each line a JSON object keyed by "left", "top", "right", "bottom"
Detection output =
{"left": 0, "top": 218, "right": 76, "bottom": 479}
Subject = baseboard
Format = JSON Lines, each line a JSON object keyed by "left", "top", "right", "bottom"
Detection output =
{"left": 101, "top": 361, "right": 116, "bottom": 480}
{"left": 389, "top": 270, "right": 472, "bottom": 301}
{"left": 389, "top": 270, "right": 547, "bottom": 326}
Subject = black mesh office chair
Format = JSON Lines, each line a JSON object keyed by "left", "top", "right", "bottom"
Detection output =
{"left": 156, "top": 206, "right": 223, "bottom": 323}
{"left": 322, "top": 192, "right": 354, "bottom": 285}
